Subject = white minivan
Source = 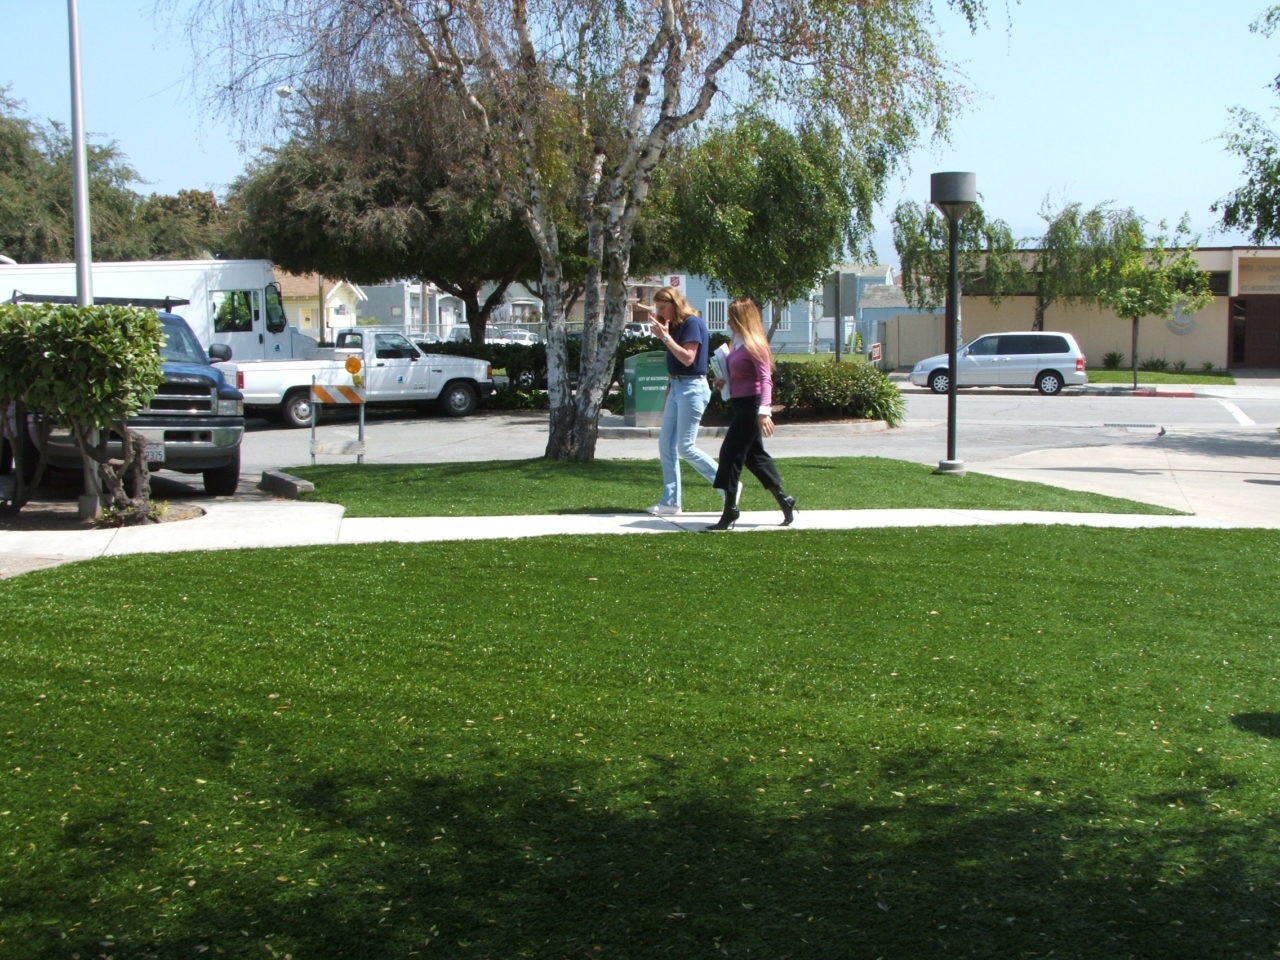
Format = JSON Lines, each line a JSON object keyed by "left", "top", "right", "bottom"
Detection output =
{"left": 910, "top": 331, "right": 1087, "bottom": 395}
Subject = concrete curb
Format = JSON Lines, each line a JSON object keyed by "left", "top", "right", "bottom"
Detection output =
{"left": 1081, "top": 386, "right": 1196, "bottom": 398}
{"left": 259, "top": 470, "right": 314, "bottom": 499}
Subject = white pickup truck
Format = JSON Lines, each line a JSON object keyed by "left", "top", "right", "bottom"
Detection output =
{"left": 221, "top": 326, "right": 495, "bottom": 428}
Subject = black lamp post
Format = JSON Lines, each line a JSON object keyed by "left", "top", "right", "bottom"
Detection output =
{"left": 930, "top": 171, "right": 976, "bottom": 476}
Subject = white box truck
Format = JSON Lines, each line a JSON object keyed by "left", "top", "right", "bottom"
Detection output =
{"left": 0, "top": 258, "right": 319, "bottom": 361}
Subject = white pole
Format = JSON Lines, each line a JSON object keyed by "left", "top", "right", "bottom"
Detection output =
{"left": 67, "top": 0, "right": 102, "bottom": 518}
{"left": 67, "top": 0, "right": 93, "bottom": 305}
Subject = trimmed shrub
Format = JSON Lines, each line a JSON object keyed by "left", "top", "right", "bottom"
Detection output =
{"left": 774, "top": 359, "right": 905, "bottom": 426}
{"left": 1103, "top": 351, "right": 1125, "bottom": 370}
{"left": 480, "top": 389, "right": 549, "bottom": 411}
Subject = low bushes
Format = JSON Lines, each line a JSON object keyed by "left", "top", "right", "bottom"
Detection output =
{"left": 774, "top": 358, "right": 905, "bottom": 426}
{"left": 435, "top": 335, "right": 666, "bottom": 391}
{"left": 475, "top": 340, "right": 905, "bottom": 426}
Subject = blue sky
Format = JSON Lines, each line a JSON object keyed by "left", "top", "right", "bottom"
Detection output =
{"left": 4, "top": 1, "right": 1278, "bottom": 266}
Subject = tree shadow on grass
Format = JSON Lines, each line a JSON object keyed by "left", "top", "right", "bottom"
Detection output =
{"left": 14, "top": 744, "right": 1279, "bottom": 959}
{"left": 1232, "top": 712, "right": 1280, "bottom": 739}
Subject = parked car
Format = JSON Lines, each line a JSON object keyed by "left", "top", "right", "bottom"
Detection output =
{"left": 492, "top": 328, "right": 541, "bottom": 346}
{"left": 909, "top": 331, "right": 1087, "bottom": 396}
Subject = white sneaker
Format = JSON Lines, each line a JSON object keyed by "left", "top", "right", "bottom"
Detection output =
{"left": 646, "top": 504, "right": 681, "bottom": 516}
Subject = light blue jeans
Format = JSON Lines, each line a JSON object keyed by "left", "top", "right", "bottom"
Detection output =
{"left": 658, "top": 377, "right": 719, "bottom": 507}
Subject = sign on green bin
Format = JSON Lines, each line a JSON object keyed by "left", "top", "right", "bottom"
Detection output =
{"left": 623, "top": 351, "right": 669, "bottom": 427}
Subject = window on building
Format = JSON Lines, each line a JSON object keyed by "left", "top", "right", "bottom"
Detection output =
{"left": 704, "top": 298, "right": 728, "bottom": 332}
{"left": 766, "top": 302, "right": 792, "bottom": 333}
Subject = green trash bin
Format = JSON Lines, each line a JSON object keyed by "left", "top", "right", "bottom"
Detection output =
{"left": 623, "top": 351, "right": 669, "bottom": 427}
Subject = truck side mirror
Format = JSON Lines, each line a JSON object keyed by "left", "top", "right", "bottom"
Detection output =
{"left": 208, "top": 343, "right": 233, "bottom": 362}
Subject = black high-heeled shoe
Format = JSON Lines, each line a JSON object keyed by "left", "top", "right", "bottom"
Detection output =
{"left": 704, "top": 506, "right": 739, "bottom": 532}
{"left": 771, "top": 489, "right": 796, "bottom": 526}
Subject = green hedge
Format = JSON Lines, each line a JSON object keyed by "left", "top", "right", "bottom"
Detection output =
{"left": 774, "top": 358, "right": 905, "bottom": 426}
{"left": 439, "top": 335, "right": 673, "bottom": 391}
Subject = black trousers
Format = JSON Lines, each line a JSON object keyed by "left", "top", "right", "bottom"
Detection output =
{"left": 713, "top": 396, "right": 783, "bottom": 497}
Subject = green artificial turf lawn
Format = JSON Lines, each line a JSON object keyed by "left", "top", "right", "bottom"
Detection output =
{"left": 286, "top": 456, "right": 1178, "bottom": 518}
{"left": 2, "top": 526, "right": 1277, "bottom": 958}
{"left": 1086, "top": 370, "right": 1235, "bottom": 386}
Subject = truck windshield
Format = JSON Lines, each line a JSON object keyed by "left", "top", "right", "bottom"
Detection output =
{"left": 159, "top": 315, "right": 208, "bottom": 364}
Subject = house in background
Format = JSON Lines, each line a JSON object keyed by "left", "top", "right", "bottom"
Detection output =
{"left": 815, "top": 264, "right": 905, "bottom": 354}
{"left": 857, "top": 282, "right": 940, "bottom": 369}
{"left": 358, "top": 280, "right": 466, "bottom": 339}
{"left": 359, "top": 279, "right": 541, "bottom": 342}
{"left": 275, "top": 271, "right": 366, "bottom": 343}
{"left": 340, "top": 264, "right": 914, "bottom": 355}
{"left": 638, "top": 265, "right": 903, "bottom": 355}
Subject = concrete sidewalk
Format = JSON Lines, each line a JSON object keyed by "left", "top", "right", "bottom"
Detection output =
{"left": 3, "top": 378, "right": 1278, "bottom": 578}
{"left": 0, "top": 496, "right": 1259, "bottom": 580}
{"left": 3, "top": 440, "right": 1277, "bottom": 580}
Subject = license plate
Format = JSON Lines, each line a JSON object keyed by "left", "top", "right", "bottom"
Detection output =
{"left": 144, "top": 442, "right": 166, "bottom": 464}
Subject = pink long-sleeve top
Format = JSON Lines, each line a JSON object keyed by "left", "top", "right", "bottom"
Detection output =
{"left": 725, "top": 343, "right": 773, "bottom": 414}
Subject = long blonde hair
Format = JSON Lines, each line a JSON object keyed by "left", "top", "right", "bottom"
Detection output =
{"left": 653, "top": 286, "right": 698, "bottom": 328}
{"left": 727, "top": 298, "right": 772, "bottom": 368}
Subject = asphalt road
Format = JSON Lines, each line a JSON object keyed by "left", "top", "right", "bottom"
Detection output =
{"left": 235, "top": 387, "right": 1280, "bottom": 479}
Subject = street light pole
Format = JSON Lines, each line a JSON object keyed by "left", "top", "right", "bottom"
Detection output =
{"left": 67, "top": 0, "right": 106, "bottom": 518}
{"left": 930, "top": 171, "right": 976, "bottom": 476}
{"left": 67, "top": 0, "right": 92, "bottom": 306}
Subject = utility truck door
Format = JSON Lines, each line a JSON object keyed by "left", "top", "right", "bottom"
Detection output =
{"left": 367, "top": 332, "right": 429, "bottom": 399}
{"left": 211, "top": 283, "right": 299, "bottom": 359}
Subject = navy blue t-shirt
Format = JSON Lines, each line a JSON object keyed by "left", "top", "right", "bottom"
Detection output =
{"left": 666, "top": 313, "right": 710, "bottom": 376}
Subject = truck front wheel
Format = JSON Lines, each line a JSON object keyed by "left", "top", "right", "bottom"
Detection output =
{"left": 439, "top": 381, "right": 478, "bottom": 417}
{"left": 203, "top": 450, "right": 242, "bottom": 496}
{"left": 283, "top": 390, "right": 314, "bottom": 429}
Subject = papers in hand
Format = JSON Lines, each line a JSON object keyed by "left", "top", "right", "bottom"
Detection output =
{"left": 710, "top": 343, "right": 731, "bottom": 401}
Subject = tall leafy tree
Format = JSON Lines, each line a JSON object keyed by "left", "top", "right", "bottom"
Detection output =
{"left": 0, "top": 93, "right": 60, "bottom": 261}
{"left": 668, "top": 112, "right": 868, "bottom": 339}
{"left": 1092, "top": 216, "right": 1213, "bottom": 389}
{"left": 1024, "top": 202, "right": 1118, "bottom": 331}
{"left": 1215, "top": 6, "right": 1280, "bottom": 242}
{"left": 892, "top": 199, "right": 1021, "bottom": 332}
{"left": 894, "top": 200, "right": 1171, "bottom": 335}
{"left": 184, "top": 0, "right": 988, "bottom": 460}
{"left": 137, "top": 189, "right": 227, "bottom": 259}
{"left": 0, "top": 92, "right": 227, "bottom": 263}
{"left": 0, "top": 95, "right": 146, "bottom": 261}
{"left": 261, "top": 71, "right": 541, "bottom": 340}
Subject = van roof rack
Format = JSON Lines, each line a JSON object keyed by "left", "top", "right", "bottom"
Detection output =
{"left": 7, "top": 291, "right": 191, "bottom": 310}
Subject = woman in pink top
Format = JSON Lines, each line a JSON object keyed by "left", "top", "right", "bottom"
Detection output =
{"left": 706, "top": 298, "right": 796, "bottom": 531}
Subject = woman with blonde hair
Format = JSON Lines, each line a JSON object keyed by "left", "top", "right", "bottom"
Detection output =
{"left": 644, "top": 285, "right": 720, "bottom": 516}
{"left": 706, "top": 297, "right": 796, "bottom": 531}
